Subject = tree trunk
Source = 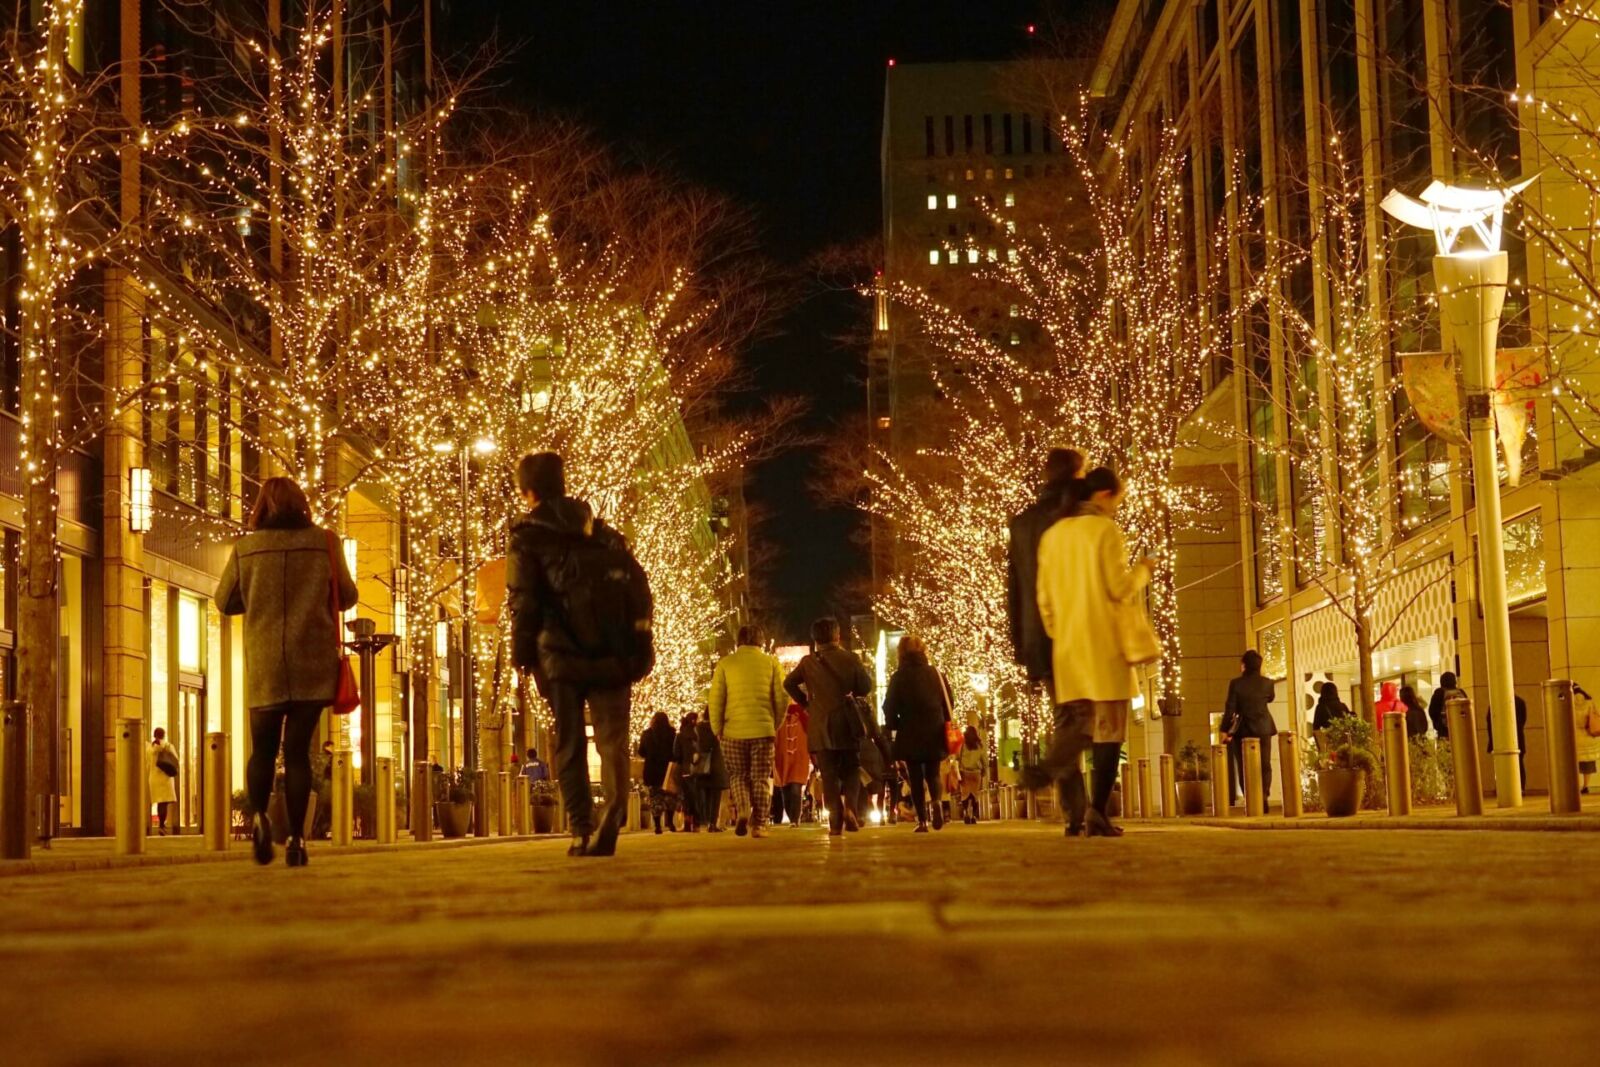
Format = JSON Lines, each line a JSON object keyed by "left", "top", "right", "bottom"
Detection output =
{"left": 1353, "top": 611, "right": 1376, "bottom": 728}
{"left": 18, "top": 370, "right": 60, "bottom": 844}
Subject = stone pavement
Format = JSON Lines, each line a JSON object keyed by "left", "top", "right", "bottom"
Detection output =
{"left": 2, "top": 821, "right": 1596, "bottom": 1066}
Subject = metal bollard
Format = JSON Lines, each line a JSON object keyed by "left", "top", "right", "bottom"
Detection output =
{"left": 1, "top": 702, "right": 29, "bottom": 860}
{"left": 331, "top": 750, "right": 354, "bottom": 847}
{"left": 1242, "top": 738, "right": 1264, "bottom": 817}
{"left": 1279, "top": 732, "right": 1302, "bottom": 818}
{"left": 1544, "top": 680, "right": 1581, "bottom": 815}
{"left": 1210, "top": 744, "right": 1230, "bottom": 818}
{"left": 1119, "top": 764, "right": 1137, "bottom": 818}
{"left": 626, "top": 788, "right": 641, "bottom": 833}
{"left": 1448, "top": 696, "right": 1484, "bottom": 817}
{"left": 115, "top": 717, "right": 146, "bottom": 856}
{"left": 1136, "top": 758, "right": 1153, "bottom": 820}
{"left": 375, "top": 758, "right": 396, "bottom": 844}
{"left": 511, "top": 776, "right": 528, "bottom": 836}
{"left": 1383, "top": 712, "right": 1412, "bottom": 816}
{"left": 1158, "top": 753, "right": 1176, "bottom": 818}
{"left": 498, "top": 770, "right": 512, "bottom": 836}
{"left": 203, "top": 732, "right": 229, "bottom": 852}
{"left": 412, "top": 764, "right": 433, "bottom": 843}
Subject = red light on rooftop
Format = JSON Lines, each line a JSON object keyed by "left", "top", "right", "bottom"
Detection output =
{"left": 887, "top": 57, "right": 896, "bottom": 67}
{"left": 1027, "top": 24, "right": 1036, "bottom": 34}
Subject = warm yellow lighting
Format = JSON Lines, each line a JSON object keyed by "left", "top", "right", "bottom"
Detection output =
{"left": 129, "top": 466, "right": 152, "bottom": 533}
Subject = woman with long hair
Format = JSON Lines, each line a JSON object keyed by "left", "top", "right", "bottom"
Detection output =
{"left": 637, "top": 711, "right": 679, "bottom": 833}
{"left": 958, "top": 726, "right": 986, "bottom": 823}
{"left": 215, "top": 478, "right": 358, "bottom": 867}
{"left": 674, "top": 712, "right": 701, "bottom": 831}
{"left": 882, "top": 634, "right": 953, "bottom": 832}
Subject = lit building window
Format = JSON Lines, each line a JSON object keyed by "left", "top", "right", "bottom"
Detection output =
{"left": 1009, "top": 304, "right": 1019, "bottom": 318}
{"left": 928, "top": 249, "right": 940, "bottom": 265}
{"left": 987, "top": 247, "right": 998, "bottom": 262}
{"left": 984, "top": 168, "right": 994, "bottom": 180}
{"left": 1006, "top": 220, "right": 1016, "bottom": 234}
{"left": 1004, "top": 168, "right": 1015, "bottom": 179}
{"left": 966, "top": 248, "right": 978, "bottom": 264}
{"left": 947, "top": 249, "right": 959, "bottom": 264}
{"left": 965, "top": 169, "right": 975, "bottom": 181}
{"left": 876, "top": 416, "right": 891, "bottom": 429}
{"left": 927, "top": 194, "right": 938, "bottom": 210}
{"left": 177, "top": 594, "right": 203, "bottom": 674}
{"left": 946, "top": 193, "right": 957, "bottom": 209}
{"left": 1009, "top": 332, "right": 1021, "bottom": 347}
{"left": 1005, "top": 191, "right": 1016, "bottom": 207}
{"left": 1007, "top": 248, "right": 1019, "bottom": 263}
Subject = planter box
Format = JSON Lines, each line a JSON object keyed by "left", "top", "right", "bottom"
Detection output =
{"left": 436, "top": 800, "right": 474, "bottom": 838}
{"left": 1176, "top": 780, "right": 1209, "bottom": 816}
{"left": 1318, "top": 768, "right": 1366, "bottom": 818}
{"left": 531, "top": 804, "right": 557, "bottom": 834}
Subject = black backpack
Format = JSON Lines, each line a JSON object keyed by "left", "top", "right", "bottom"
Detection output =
{"left": 547, "top": 533, "right": 655, "bottom": 684}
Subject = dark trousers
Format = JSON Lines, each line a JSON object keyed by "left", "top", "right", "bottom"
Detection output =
{"left": 1045, "top": 703, "right": 1093, "bottom": 828}
{"left": 814, "top": 749, "right": 860, "bottom": 831}
{"left": 905, "top": 759, "right": 943, "bottom": 824}
{"left": 550, "top": 682, "right": 631, "bottom": 837}
{"left": 772, "top": 783, "right": 803, "bottom": 824}
{"left": 247, "top": 701, "right": 324, "bottom": 835}
{"left": 696, "top": 783, "right": 724, "bottom": 828}
{"left": 1227, "top": 736, "right": 1274, "bottom": 805}
{"left": 1044, "top": 702, "right": 1121, "bottom": 827}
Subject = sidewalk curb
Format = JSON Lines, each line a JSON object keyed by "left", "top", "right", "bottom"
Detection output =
{"left": 0, "top": 833, "right": 565, "bottom": 878}
{"left": 1139, "top": 815, "right": 1600, "bottom": 832}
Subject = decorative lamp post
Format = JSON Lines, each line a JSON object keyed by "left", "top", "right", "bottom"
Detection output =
{"left": 1382, "top": 177, "right": 1534, "bottom": 808}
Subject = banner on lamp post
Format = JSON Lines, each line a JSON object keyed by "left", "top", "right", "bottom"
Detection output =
{"left": 1397, "top": 346, "right": 1545, "bottom": 485}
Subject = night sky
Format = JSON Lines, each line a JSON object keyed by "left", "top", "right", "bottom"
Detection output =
{"left": 446, "top": 1, "right": 1055, "bottom": 639}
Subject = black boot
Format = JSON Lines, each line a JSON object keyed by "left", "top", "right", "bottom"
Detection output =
{"left": 285, "top": 835, "right": 309, "bottom": 867}
{"left": 567, "top": 832, "right": 591, "bottom": 856}
{"left": 252, "top": 813, "right": 275, "bottom": 866}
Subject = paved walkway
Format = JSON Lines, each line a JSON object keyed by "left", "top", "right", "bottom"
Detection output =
{"left": 2, "top": 821, "right": 1596, "bottom": 1066}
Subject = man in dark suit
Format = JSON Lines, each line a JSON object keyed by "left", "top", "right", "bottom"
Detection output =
{"left": 1007, "top": 449, "right": 1084, "bottom": 684}
{"left": 1220, "top": 650, "right": 1277, "bottom": 807}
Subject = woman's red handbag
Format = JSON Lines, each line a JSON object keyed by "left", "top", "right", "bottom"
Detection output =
{"left": 326, "top": 531, "right": 360, "bottom": 716}
{"left": 945, "top": 722, "right": 964, "bottom": 757}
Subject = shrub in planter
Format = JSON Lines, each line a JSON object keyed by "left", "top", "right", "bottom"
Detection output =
{"left": 529, "top": 779, "right": 559, "bottom": 834}
{"left": 434, "top": 768, "right": 477, "bottom": 838}
{"left": 1174, "top": 742, "right": 1211, "bottom": 815}
{"left": 1310, "top": 717, "right": 1379, "bottom": 818}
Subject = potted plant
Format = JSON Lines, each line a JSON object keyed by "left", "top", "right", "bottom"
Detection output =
{"left": 529, "top": 779, "right": 558, "bottom": 834}
{"left": 1175, "top": 742, "right": 1211, "bottom": 815}
{"left": 1311, "top": 717, "right": 1378, "bottom": 817}
{"left": 434, "top": 768, "right": 476, "bottom": 838}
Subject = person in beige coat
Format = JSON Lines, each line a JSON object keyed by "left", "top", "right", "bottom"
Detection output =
{"left": 709, "top": 625, "right": 786, "bottom": 838}
{"left": 1036, "top": 467, "right": 1152, "bottom": 837}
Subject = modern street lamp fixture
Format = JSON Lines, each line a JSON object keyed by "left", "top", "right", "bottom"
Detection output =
{"left": 1382, "top": 177, "right": 1534, "bottom": 808}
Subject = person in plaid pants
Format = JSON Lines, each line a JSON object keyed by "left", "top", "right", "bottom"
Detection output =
{"left": 709, "top": 625, "right": 787, "bottom": 838}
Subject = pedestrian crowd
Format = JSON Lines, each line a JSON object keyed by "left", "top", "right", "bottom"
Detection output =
{"left": 211, "top": 448, "right": 1600, "bottom": 869}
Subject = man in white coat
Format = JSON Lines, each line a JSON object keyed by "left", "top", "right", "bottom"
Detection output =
{"left": 1036, "top": 467, "right": 1152, "bottom": 838}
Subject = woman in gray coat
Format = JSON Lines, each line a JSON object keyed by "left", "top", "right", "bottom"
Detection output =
{"left": 215, "top": 478, "right": 358, "bottom": 868}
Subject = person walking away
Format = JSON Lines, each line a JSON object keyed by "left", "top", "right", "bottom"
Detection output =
{"left": 1574, "top": 685, "right": 1600, "bottom": 795}
{"left": 505, "top": 452, "right": 654, "bottom": 858}
{"left": 1220, "top": 651, "right": 1277, "bottom": 808}
{"left": 882, "top": 635, "right": 954, "bottom": 832}
{"left": 675, "top": 712, "right": 701, "bottom": 831}
{"left": 772, "top": 703, "right": 811, "bottom": 825}
{"left": 215, "top": 477, "right": 359, "bottom": 867}
{"left": 1311, "top": 682, "right": 1352, "bottom": 748}
{"left": 709, "top": 626, "right": 786, "bottom": 838}
{"left": 1400, "top": 686, "right": 1429, "bottom": 740}
{"left": 1009, "top": 450, "right": 1085, "bottom": 685}
{"left": 520, "top": 748, "right": 549, "bottom": 784}
{"left": 637, "top": 713, "right": 678, "bottom": 833}
{"left": 149, "top": 728, "right": 179, "bottom": 836}
{"left": 693, "top": 715, "right": 729, "bottom": 831}
{"left": 1428, "top": 671, "right": 1467, "bottom": 740}
{"left": 785, "top": 617, "right": 874, "bottom": 837}
{"left": 956, "top": 734, "right": 984, "bottom": 823}
{"left": 1036, "top": 467, "right": 1154, "bottom": 838}
{"left": 856, "top": 718, "right": 893, "bottom": 826}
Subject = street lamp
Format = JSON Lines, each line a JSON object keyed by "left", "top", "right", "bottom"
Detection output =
{"left": 1382, "top": 177, "right": 1534, "bottom": 808}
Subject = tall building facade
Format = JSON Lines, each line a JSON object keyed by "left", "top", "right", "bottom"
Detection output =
{"left": 1093, "top": 0, "right": 1600, "bottom": 793}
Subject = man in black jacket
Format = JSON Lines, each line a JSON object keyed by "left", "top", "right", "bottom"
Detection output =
{"left": 505, "top": 452, "right": 649, "bottom": 858}
{"left": 1007, "top": 449, "right": 1083, "bottom": 684}
{"left": 784, "top": 618, "right": 875, "bottom": 837}
{"left": 1220, "top": 650, "right": 1277, "bottom": 808}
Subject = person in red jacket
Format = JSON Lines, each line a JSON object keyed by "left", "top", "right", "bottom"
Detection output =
{"left": 772, "top": 703, "right": 812, "bottom": 825}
